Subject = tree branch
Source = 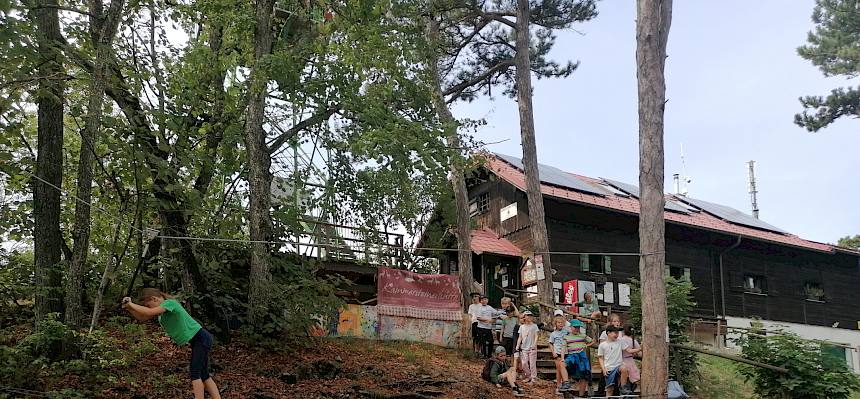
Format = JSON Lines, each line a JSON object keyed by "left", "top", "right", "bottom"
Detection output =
{"left": 482, "top": 12, "right": 518, "bottom": 29}
{"left": 442, "top": 59, "right": 514, "bottom": 99}
{"left": 267, "top": 105, "right": 338, "bottom": 154}
{"left": 28, "top": 4, "right": 95, "bottom": 18}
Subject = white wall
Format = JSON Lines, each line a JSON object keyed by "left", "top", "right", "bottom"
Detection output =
{"left": 725, "top": 316, "right": 860, "bottom": 373}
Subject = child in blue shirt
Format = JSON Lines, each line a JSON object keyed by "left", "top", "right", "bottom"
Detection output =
{"left": 548, "top": 316, "right": 573, "bottom": 393}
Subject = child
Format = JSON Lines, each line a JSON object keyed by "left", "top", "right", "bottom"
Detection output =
{"left": 476, "top": 295, "right": 497, "bottom": 358}
{"left": 621, "top": 324, "right": 642, "bottom": 391}
{"left": 599, "top": 313, "right": 625, "bottom": 342}
{"left": 548, "top": 315, "right": 573, "bottom": 393}
{"left": 499, "top": 297, "right": 520, "bottom": 356}
{"left": 122, "top": 288, "right": 221, "bottom": 399}
{"left": 468, "top": 293, "right": 482, "bottom": 355}
{"left": 515, "top": 310, "right": 539, "bottom": 384}
{"left": 597, "top": 325, "right": 640, "bottom": 397}
{"left": 481, "top": 346, "right": 525, "bottom": 397}
{"left": 564, "top": 319, "right": 595, "bottom": 397}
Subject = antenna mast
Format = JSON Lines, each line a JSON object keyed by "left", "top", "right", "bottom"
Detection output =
{"left": 748, "top": 160, "right": 759, "bottom": 219}
{"left": 679, "top": 144, "right": 691, "bottom": 195}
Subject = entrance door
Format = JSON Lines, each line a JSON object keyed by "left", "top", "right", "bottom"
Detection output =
{"left": 482, "top": 254, "right": 521, "bottom": 307}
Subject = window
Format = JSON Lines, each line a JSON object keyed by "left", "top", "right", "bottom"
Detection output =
{"left": 743, "top": 275, "right": 767, "bottom": 294}
{"left": 666, "top": 265, "right": 691, "bottom": 281}
{"left": 468, "top": 192, "right": 490, "bottom": 217}
{"left": 580, "top": 254, "right": 611, "bottom": 274}
{"left": 473, "top": 261, "right": 483, "bottom": 284}
{"left": 804, "top": 282, "right": 825, "bottom": 302}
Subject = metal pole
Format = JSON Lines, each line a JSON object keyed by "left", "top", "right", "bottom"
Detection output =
{"left": 748, "top": 160, "right": 759, "bottom": 219}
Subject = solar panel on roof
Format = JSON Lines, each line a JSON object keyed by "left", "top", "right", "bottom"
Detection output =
{"left": 675, "top": 196, "right": 788, "bottom": 234}
{"left": 601, "top": 178, "right": 693, "bottom": 214}
{"left": 494, "top": 153, "right": 609, "bottom": 197}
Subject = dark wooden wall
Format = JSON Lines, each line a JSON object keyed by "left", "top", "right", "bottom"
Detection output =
{"left": 465, "top": 178, "right": 860, "bottom": 331}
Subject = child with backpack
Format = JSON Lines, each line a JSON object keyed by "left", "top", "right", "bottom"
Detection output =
{"left": 122, "top": 288, "right": 221, "bottom": 399}
{"left": 481, "top": 346, "right": 525, "bottom": 397}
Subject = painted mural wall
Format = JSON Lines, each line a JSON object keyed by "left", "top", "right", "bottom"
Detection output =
{"left": 310, "top": 304, "right": 462, "bottom": 348}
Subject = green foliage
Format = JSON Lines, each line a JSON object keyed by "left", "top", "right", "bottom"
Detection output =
{"left": 627, "top": 275, "right": 698, "bottom": 388}
{"left": 733, "top": 321, "right": 860, "bottom": 399}
{"left": 837, "top": 234, "right": 860, "bottom": 250}
{"left": 796, "top": 0, "right": 860, "bottom": 131}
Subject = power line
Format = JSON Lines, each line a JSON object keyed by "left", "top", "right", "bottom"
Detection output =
{"left": 9, "top": 167, "right": 663, "bottom": 256}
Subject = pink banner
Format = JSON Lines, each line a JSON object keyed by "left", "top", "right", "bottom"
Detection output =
{"left": 377, "top": 267, "right": 462, "bottom": 321}
{"left": 563, "top": 280, "right": 578, "bottom": 313}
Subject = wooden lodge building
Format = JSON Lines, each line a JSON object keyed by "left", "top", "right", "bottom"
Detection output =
{"left": 430, "top": 153, "right": 860, "bottom": 371}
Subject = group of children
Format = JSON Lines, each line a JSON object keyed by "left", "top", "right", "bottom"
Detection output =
{"left": 478, "top": 292, "right": 643, "bottom": 398}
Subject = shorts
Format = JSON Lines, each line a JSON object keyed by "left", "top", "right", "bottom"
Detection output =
{"left": 564, "top": 351, "right": 590, "bottom": 380}
{"left": 605, "top": 366, "right": 622, "bottom": 387}
{"left": 189, "top": 328, "right": 213, "bottom": 381}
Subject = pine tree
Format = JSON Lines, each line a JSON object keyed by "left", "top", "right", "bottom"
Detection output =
{"left": 796, "top": 0, "right": 860, "bottom": 131}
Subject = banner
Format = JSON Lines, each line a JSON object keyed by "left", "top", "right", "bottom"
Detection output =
{"left": 377, "top": 267, "right": 462, "bottom": 321}
{"left": 563, "top": 279, "right": 578, "bottom": 304}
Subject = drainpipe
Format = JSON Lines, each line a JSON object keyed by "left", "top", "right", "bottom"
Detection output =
{"left": 718, "top": 235, "right": 742, "bottom": 346}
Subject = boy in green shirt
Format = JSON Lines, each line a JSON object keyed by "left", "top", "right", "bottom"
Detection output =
{"left": 481, "top": 346, "right": 525, "bottom": 396}
{"left": 123, "top": 288, "right": 221, "bottom": 399}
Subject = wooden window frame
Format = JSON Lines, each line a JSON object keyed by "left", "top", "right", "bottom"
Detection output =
{"left": 743, "top": 274, "right": 767, "bottom": 295}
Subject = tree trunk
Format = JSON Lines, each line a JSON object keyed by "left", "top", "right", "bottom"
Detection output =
{"left": 89, "top": 205, "right": 133, "bottom": 332}
{"left": 32, "top": 0, "right": 66, "bottom": 322}
{"left": 636, "top": 0, "right": 672, "bottom": 395}
{"left": 425, "top": 17, "right": 475, "bottom": 308}
{"left": 65, "top": 0, "right": 126, "bottom": 328}
{"left": 515, "top": 0, "right": 554, "bottom": 323}
{"left": 245, "top": 0, "right": 276, "bottom": 326}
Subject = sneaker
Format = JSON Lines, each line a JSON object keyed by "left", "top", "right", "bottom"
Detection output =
{"left": 620, "top": 386, "right": 634, "bottom": 395}
{"left": 511, "top": 385, "right": 524, "bottom": 397}
{"left": 559, "top": 380, "right": 572, "bottom": 391}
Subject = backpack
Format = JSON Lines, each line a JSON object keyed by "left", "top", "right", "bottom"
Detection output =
{"left": 481, "top": 358, "right": 504, "bottom": 382}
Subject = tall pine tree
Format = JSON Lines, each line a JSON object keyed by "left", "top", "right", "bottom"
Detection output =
{"left": 796, "top": 0, "right": 860, "bottom": 131}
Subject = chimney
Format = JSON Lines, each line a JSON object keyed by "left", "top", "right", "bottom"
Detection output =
{"left": 673, "top": 173, "right": 681, "bottom": 195}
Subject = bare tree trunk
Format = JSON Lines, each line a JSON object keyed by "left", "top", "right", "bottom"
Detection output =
{"left": 636, "top": 0, "right": 672, "bottom": 395}
{"left": 65, "top": 0, "right": 126, "bottom": 328}
{"left": 89, "top": 205, "right": 134, "bottom": 332}
{"left": 245, "top": 0, "right": 276, "bottom": 326}
{"left": 515, "top": 0, "right": 554, "bottom": 323}
{"left": 425, "top": 17, "right": 475, "bottom": 308}
{"left": 33, "top": 0, "right": 66, "bottom": 322}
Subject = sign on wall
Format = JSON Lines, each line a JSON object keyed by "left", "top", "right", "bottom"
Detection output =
{"left": 500, "top": 203, "right": 518, "bottom": 221}
{"left": 521, "top": 258, "right": 537, "bottom": 285}
{"left": 535, "top": 255, "right": 546, "bottom": 281}
{"left": 377, "top": 267, "right": 462, "bottom": 321}
{"left": 618, "top": 283, "right": 631, "bottom": 307}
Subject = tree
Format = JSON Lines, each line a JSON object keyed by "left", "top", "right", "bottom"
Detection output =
{"left": 31, "top": 0, "right": 66, "bottom": 322}
{"left": 795, "top": 0, "right": 860, "bottom": 132}
{"left": 420, "top": 0, "right": 596, "bottom": 317}
{"left": 65, "top": 0, "right": 126, "bottom": 329}
{"left": 425, "top": 15, "right": 475, "bottom": 308}
{"left": 636, "top": 0, "right": 672, "bottom": 395}
{"left": 837, "top": 234, "right": 860, "bottom": 250}
{"left": 735, "top": 321, "right": 860, "bottom": 399}
{"left": 244, "top": 0, "right": 276, "bottom": 327}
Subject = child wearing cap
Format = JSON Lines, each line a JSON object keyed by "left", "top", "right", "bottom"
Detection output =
{"left": 564, "top": 319, "right": 595, "bottom": 397}
{"left": 481, "top": 345, "right": 525, "bottom": 397}
{"left": 476, "top": 295, "right": 497, "bottom": 358}
{"left": 597, "top": 325, "right": 640, "bottom": 396}
{"left": 515, "top": 310, "right": 539, "bottom": 384}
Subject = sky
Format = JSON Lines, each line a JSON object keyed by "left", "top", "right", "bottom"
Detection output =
{"left": 452, "top": 0, "right": 860, "bottom": 245}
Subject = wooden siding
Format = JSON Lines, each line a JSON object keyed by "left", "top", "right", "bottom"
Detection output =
{"left": 464, "top": 178, "right": 860, "bottom": 331}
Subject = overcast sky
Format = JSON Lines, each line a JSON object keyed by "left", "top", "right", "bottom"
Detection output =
{"left": 453, "top": 0, "right": 860, "bottom": 244}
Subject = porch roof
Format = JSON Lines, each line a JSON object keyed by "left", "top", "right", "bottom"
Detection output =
{"left": 471, "top": 228, "right": 522, "bottom": 257}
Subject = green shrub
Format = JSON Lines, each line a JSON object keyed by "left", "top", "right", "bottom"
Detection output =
{"left": 733, "top": 321, "right": 860, "bottom": 399}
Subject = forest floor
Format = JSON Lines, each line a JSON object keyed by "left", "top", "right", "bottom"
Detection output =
{"left": 8, "top": 318, "right": 860, "bottom": 399}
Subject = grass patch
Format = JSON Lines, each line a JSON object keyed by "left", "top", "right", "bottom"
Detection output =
{"left": 692, "top": 354, "right": 755, "bottom": 399}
